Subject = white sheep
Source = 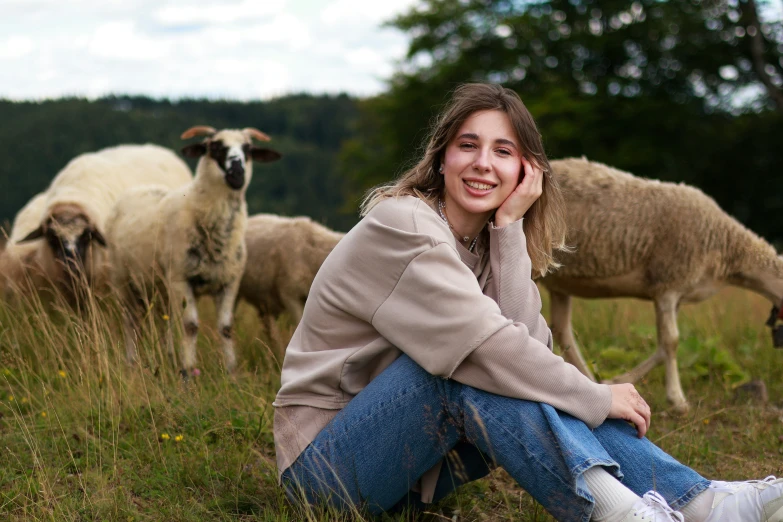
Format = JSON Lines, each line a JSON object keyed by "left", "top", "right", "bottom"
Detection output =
{"left": 107, "top": 126, "right": 282, "bottom": 375}
{"left": 237, "top": 213, "right": 344, "bottom": 344}
{"left": 0, "top": 193, "right": 63, "bottom": 302}
{"left": 15, "top": 144, "right": 193, "bottom": 302}
{"left": 541, "top": 157, "right": 783, "bottom": 413}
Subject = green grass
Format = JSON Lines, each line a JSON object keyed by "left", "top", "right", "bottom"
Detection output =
{"left": 0, "top": 286, "right": 782, "bottom": 521}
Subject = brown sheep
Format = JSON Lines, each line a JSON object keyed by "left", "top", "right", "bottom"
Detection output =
{"left": 541, "top": 157, "right": 783, "bottom": 413}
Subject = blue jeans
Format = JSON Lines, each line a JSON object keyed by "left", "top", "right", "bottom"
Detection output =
{"left": 281, "top": 355, "right": 710, "bottom": 521}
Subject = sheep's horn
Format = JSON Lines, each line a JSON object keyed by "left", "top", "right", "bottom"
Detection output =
{"left": 181, "top": 126, "right": 217, "bottom": 140}
{"left": 243, "top": 127, "right": 271, "bottom": 142}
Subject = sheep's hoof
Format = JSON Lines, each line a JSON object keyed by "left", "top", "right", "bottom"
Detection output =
{"left": 179, "top": 369, "right": 189, "bottom": 381}
{"left": 671, "top": 401, "right": 690, "bottom": 416}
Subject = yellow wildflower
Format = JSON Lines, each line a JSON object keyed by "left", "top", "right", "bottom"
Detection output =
{"left": 58, "top": 370, "right": 66, "bottom": 378}
{"left": 175, "top": 434, "right": 184, "bottom": 442}
{"left": 41, "top": 412, "right": 47, "bottom": 418}
{"left": 8, "top": 396, "right": 13, "bottom": 402}
{"left": 21, "top": 397, "right": 27, "bottom": 404}
{"left": 2, "top": 368, "right": 10, "bottom": 376}
{"left": 703, "top": 418, "right": 710, "bottom": 425}
{"left": 160, "top": 433, "right": 170, "bottom": 441}
{"left": 162, "top": 314, "right": 170, "bottom": 321}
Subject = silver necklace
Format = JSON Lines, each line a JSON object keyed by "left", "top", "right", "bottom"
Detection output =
{"left": 438, "top": 198, "right": 478, "bottom": 252}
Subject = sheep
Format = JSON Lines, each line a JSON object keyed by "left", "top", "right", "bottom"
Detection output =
{"left": 237, "top": 213, "right": 344, "bottom": 346}
{"left": 14, "top": 144, "right": 193, "bottom": 302}
{"left": 107, "top": 126, "right": 282, "bottom": 375}
{"left": 0, "top": 193, "right": 64, "bottom": 302}
{"left": 540, "top": 157, "right": 783, "bottom": 413}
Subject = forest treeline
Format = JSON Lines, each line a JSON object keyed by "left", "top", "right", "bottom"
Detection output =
{"left": 2, "top": 0, "right": 783, "bottom": 242}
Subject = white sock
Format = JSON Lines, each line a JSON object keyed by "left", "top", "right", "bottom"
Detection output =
{"left": 677, "top": 487, "right": 715, "bottom": 522}
{"left": 584, "top": 466, "right": 641, "bottom": 522}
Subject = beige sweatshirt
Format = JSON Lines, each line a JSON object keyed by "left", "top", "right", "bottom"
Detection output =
{"left": 273, "top": 195, "right": 612, "bottom": 502}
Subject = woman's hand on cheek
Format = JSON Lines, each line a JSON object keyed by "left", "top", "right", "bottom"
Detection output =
{"left": 494, "top": 156, "right": 543, "bottom": 228}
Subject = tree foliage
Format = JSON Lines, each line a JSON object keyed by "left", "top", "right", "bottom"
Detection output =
{"left": 339, "top": 0, "right": 783, "bottom": 241}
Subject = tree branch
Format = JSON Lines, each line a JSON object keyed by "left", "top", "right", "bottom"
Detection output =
{"left": 746, "top": 0, "right": 783, "bottom": 112}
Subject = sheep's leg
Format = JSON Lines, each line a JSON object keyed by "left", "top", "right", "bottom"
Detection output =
{"left": 656, "top": 294, "right": 688, "bottom": 413}
{"left": 173, "top": 282, "right": 199, "bottom": 375}
{"left": 262, "top": 314, "right": 285, "bottom": 359}
{"left": 123, "top": 307, "right": 141, "bottom": 366}
{"left": 120, "top": 284, "right": 143, "bottom": 366}
{"left": 214, "top": 280, "right": 240, "bottom": 373}
{"left": 606, "top": 294, "right": 688, "bottom": 413}
{"left": 282, "top": 295, "right": 305, "bottom": 325}
{"left": 549, "top": 290, "right": 595, "bottom": 380}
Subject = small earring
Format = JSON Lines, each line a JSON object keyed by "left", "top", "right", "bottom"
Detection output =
{"left": 439, "top": 165, "right": 444, "bottom": 173}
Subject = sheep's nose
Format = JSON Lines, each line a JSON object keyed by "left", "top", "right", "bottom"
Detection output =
{"left": 224, "top": 159, "right": 246, "bottom": 190}
{"left": 62, "top": 245, "right": 81, "bottom": 269}
{"left": 227, "top": 159, "right": 244, "bottom": 177}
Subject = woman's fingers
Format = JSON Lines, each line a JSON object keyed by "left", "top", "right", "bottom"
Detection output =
{"left": 627, "top": 411, "right": 647, "bottom": 439}
{"left": 519, "top": 156, "right": 542, "bottom": 194}
{"left": 608, "top": 383, "right": 652, "bottom": 438}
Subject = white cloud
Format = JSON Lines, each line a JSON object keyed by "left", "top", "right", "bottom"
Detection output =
{"left": 153, "top": 0, "right": 286, "bottom": 26}
{"left": 243, "top": 13, "right": 312, "bottom": 49}
{"left": 0, "top": 0, "right": 420, "bottom": 100}
{"left": 89, "top": 22, "right": 171, "bottom": 61}
{"left": 321, "top": 0, "right": 418, "bottom": 26}
{"left": 345, "top": 47, "right": 382, "bottom": 67}
{"left": 0, "top": 36, "right": 35, "bottom": 60}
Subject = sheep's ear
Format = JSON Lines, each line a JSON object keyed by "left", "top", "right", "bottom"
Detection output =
{"left": 17, "top": 226, "right": 45, "bottom": 244}
{"left": 250, "top": 147, "right": 282, "bottom": 163}
{"left": 181, "top": 143, "right": 207, "bottom": 158}
{"left": 90, "top": 228, "right": 107, "bottom": 247}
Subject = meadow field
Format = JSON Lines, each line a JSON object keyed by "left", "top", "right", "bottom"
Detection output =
{"left": 0, "top": 286, "right": 781, "bottom": 521}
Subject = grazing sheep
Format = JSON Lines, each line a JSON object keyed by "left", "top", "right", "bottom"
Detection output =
{"left": 540, "top": 157, "right": 783, "bottom": 413}
{"left": 15, "top": 144, "right": 193, "bottom": 302}
{"left": 0, "top": 193, "right": 63, "bottom": 302}
{"left": 237, "top": 214, "right": 344, "bottom": 341}
{"left": 107, "top": 126, "right": 282, "bottom": 374}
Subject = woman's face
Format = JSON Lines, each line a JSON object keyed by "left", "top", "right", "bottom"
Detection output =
{"left": 441, "top": 109, "right": 523, "bottom": 224}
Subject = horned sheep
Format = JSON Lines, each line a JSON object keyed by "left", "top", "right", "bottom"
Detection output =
{"left": 107, "top": 126, "right": 282, "bottom": 375}
{"left": 540, "top": 157, "right": 783, "bottom": 413}
{"left": 12, "top": 144, "right": 193, "bottom": 303}
{"left": 237, "top": 213, "right": 344, "bottom": 339}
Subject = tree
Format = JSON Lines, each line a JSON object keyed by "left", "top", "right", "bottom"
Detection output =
{"left": 339, "top": 0, "right": 783, "bottom": 240}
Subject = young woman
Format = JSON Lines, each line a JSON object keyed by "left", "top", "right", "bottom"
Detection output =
{"left": 273, "top": 83, "right": 783, "bottom": 522}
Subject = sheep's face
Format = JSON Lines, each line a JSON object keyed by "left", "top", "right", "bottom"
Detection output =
{"left": 17, "top": 205, "right": 107, "bottom": 275}
{"left": 182, "top": 129, "right": 282, "bottom": 191}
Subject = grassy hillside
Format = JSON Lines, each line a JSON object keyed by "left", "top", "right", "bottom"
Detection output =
{"left": 0, "top": 286, "right": 781, "bottom": 521}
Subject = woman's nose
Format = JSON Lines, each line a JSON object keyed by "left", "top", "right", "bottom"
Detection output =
{"left": 473, "top": 148, "right": 491, "bottom": 171}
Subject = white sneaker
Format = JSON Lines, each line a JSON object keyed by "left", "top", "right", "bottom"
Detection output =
{"left": 705, "top": 476, "right": 783, "bottom": 522}
{"left": 621, "top": 491, "right": 685, "bottom": 521}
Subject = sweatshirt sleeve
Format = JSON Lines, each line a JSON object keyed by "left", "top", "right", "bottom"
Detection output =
{"left": 371, "top": 242, "right": 612, "bottom": 428}
{"left": 485, "top": 218, "right": 553, "bottom": 349}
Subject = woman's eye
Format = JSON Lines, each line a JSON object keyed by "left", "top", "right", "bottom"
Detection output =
{"left": 496, "top": 149, "right": 512, "bottom": 156}
{"left": 459, "top": 142, "right": 475, "bottom": 149}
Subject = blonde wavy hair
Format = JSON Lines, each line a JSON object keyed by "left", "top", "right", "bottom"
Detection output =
{"left": 360, "top": 83, "right": 568, "bottom": 277}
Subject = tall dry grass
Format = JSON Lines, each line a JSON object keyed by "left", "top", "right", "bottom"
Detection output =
{"left": 0, "top": 283, "right": 781, "bottom": 521}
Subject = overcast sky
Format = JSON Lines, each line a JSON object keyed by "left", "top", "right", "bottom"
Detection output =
{"left": 0, "top": 0, "right": 420, "bottom": 101}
